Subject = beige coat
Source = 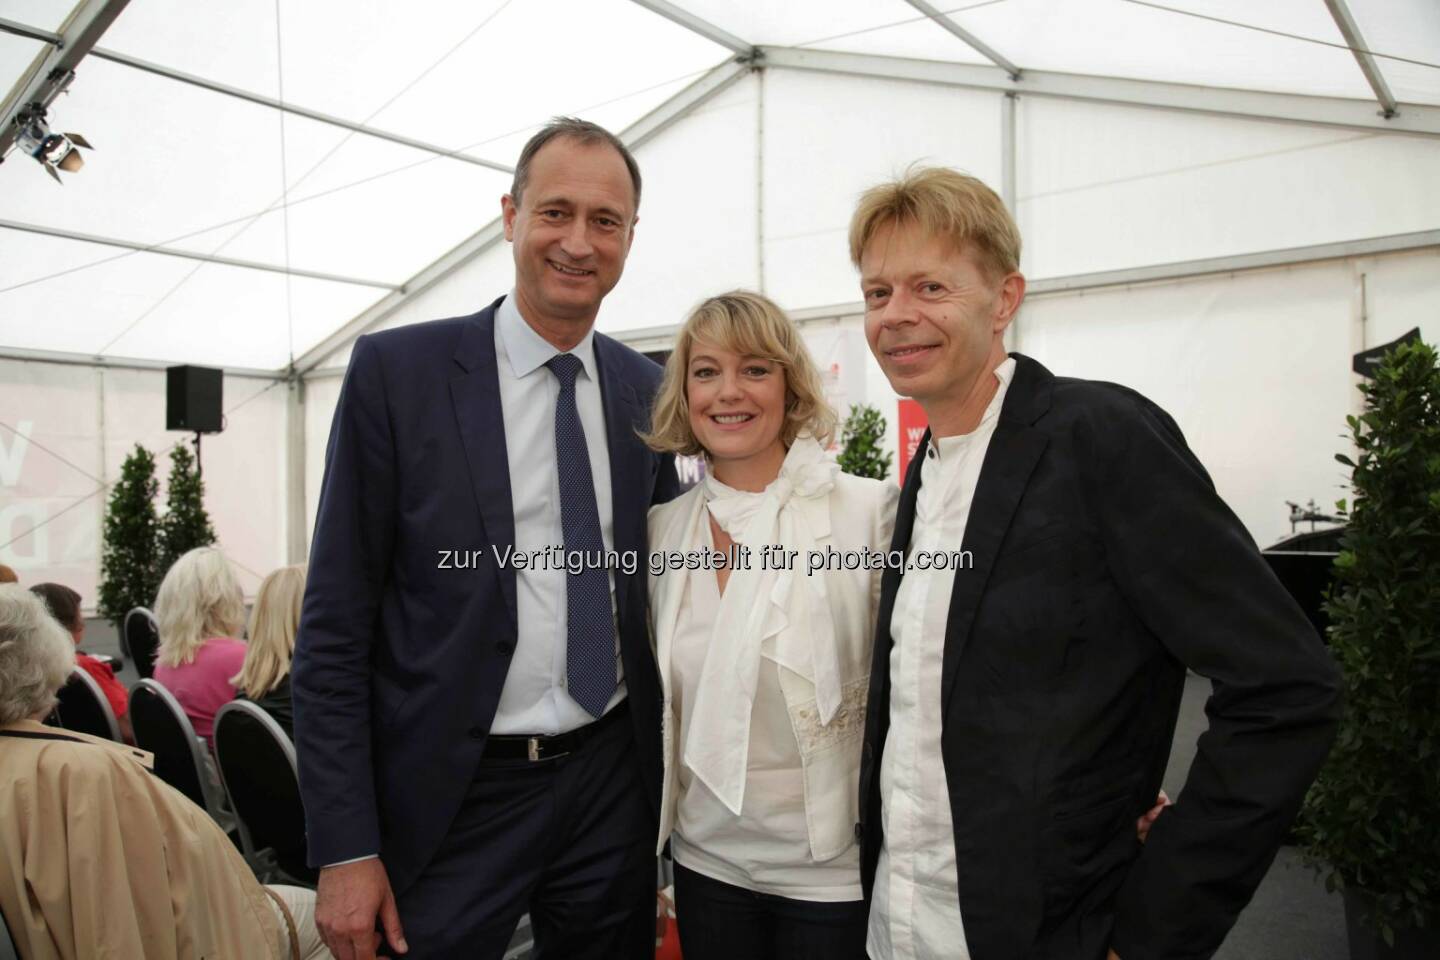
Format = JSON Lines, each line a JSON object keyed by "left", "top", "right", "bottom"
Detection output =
{"left": 0, "top": 720, "right": 282, "bottom": 960}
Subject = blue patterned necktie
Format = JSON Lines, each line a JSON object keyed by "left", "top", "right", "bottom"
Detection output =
{"left": 545, "top": 353, "right": 615, "bottom": 718}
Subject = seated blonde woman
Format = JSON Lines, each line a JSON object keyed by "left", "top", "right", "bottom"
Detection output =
{"left": 0, "top": 584, "right": 332, "bottom": 960}
{"left": 233, "top": 564, "right": 307, "bottom": 738}
{"left": 643, "top": 291, "right": 898, "bottom": 960}
{"left": 152, "top": 546, "right": 248, "bottom": 748}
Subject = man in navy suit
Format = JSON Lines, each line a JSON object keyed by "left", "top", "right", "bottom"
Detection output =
{"left": 292, "top": 117, "right": 680, "bottom": 960}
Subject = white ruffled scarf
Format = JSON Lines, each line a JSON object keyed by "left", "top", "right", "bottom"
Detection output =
{"left": 681, "top": 435, "right": 842, "bottom": 815}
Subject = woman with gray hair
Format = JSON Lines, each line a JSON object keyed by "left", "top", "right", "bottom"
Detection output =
{"left": 0, "top": 584, "right": 333, "bottom": 959}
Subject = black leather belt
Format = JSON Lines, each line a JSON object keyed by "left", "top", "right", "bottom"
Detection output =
{"left": 482, "top": 699, "right": 629, "bottom": 762}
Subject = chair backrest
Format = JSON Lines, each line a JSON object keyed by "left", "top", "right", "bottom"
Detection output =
{"left": 122, "top": 607, "right": 160, "bottom": 679}
{"left": 48, "top": 667, "right": 122, "bottom": 741}
{"left": 213, "top": 700, "right": 315, "bottom": 883}
{"left": 129, "top": 679, "right": 213, "bottom": 810}
{"left": 0, "top": 896, "right": 19, "bottom": 960}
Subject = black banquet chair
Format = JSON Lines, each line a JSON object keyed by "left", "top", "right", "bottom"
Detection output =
{"left": 0, "top": 898, "right": 18, "bottom": 960}
{"left": 46, "top": 667, "right": 122, "bottom": 742}
{"left": 213, "top": 700, "right": 317, "bottom": 885}
{"left": 121, "top": 607, "right": 160, "bottom": 679}
{"left": 129, "top": 679, "right": 234, "bottom": 830}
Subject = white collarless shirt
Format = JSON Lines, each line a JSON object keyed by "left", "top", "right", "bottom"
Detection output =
{"left": 868, "top": 357, "right": 1016, "bottom": 960}
{"left": 490, "top": 291, "right": 624, "bottom": 735}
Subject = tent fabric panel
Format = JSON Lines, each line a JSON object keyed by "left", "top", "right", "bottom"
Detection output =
{"left": 0, "top": 231, "right": 382, "bottom": 368}
{"left": 929, "top": 0, "right": 1374, "bottom": 100}
{"left": 0, "top": 358, "right": 103, "bottom": 604}
{"left": 1349, "top": 0, "right": 1440, "bottom": 106}
{"left": 167, "top": 132, "right": 514, "bottom": 287}
{"left": 94, "top": 0, "right": 727, "bottom": 170}
{"left": 1360, "top": 248, "right": 1440, "bottom": 348}
{"left": 760, "top": 69, "right": 1003, "bottom": 314}
{"left": 662, "top": 0, "right": 935, "bottom": 50}
{"left": 2, "top": 1, "right": 81, "bottom": 33}
{"left": 1017, "top": 96, "right": 1440, "bottom": 279}
{"left": 1015, "top": 259, "right": 1357, "bottom": 547}
{"left": 599, "top": 76, "right": 760, "bottom": 335}
{"left": 0, "top": 359, "right": 288, "bottom": 605}
{"left": 0, "top": 57, "right": 289, "bottom": 251}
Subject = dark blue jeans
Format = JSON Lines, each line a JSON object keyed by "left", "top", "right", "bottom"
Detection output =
{"left": 673, "top": 862, "right": 868, "bottom": 960}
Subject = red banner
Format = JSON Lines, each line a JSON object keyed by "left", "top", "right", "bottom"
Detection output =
{"left": 897, "top": 399, "right": 928, "bottom": 480}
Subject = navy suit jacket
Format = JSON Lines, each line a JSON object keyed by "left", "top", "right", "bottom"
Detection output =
{"left": 292, "top": 297, "right": 680, "bottom": 894}
{"left": 858, "top": 354, "right": 1340, "bottom": 959}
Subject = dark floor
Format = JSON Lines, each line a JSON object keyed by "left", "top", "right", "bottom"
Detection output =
{"left": 84, "top": 619, "right": 1347, "bottom": 958}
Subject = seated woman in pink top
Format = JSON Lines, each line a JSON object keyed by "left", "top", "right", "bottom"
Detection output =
{"left": 152, "top": 546, "right": 248, "bottom": 747}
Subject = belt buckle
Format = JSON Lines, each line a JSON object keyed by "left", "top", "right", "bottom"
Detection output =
{"left": 528, "top": 737, "right": 541, "bottom": 762}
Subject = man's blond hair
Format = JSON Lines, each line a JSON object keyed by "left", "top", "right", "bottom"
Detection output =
{"left": 849, "top": 166, "right": 1021, "bottom": 278}
{"left": 642, "top": 290, "right": 836, "bottom": 458}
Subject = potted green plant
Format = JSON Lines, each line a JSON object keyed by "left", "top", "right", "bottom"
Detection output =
{"left": 157, "top": 442, "right": 217, "bottom": 576}
{"left": 836, "top": 403, "right": 893, "bottom": 481}
{"left": 1301, "top": 339, "right": 1440, "bottom": 959}
{"left": 97, "top": 444, "right": 161, "bottom": 629}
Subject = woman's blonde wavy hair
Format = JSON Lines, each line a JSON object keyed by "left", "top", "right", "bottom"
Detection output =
{"left": 231, "top": 564, "right": 306, "bottom": 698}
{"left": 154, "top": 546, "right": 246, "bottom": 668}
{"left": 642, "top": 290, "right": 836, "bottom": 457}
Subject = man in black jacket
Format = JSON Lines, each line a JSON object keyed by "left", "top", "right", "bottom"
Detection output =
{"left": 851, "top": 166, "right": 1340, "bottom": 960}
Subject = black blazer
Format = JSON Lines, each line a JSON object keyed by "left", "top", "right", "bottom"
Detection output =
{"left": 292, "top": 297, "right": 679, "bottom": 895}
{"left": 858, "top": 354, "right": 1340, "bottom": 960}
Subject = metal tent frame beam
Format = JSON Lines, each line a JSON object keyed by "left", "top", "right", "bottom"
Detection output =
{"left": 0, "top": 218, "right": 400, "bottom": 290}
{"left": 761, "top": 47, "right": 1440, "bottom": 138}
{"left": 293, "top": 57, "right": 755, "bottom": 375}
{"left": 0, "top": 345, "right": 285, "bottom": 380}
{"left": 624, "top": 0, "right": 754, "bottom": 56}
{"left": 0, "top": 0, "right": 131, "bottom": 158}
{"left": 901, "top": 0, "right": 1021, "bottom": 78}
{"left": 0, "top": 18, "right": 515, "bottom": 174}
{"left": 1322, "top": 0, "right": 1397, "bottom": 119}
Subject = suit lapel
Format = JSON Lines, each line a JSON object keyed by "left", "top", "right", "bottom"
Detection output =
{"left": 593, "top": 335, "right": 646, "bottom": 624}
{"left": 940, "top": 356, "right": 1053, "bottom": 718}
{"left": 450, "top": 301, "right": 518, "bottom": 634}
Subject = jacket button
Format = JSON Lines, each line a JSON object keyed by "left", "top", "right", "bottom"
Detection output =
{"left": 854, "top": 822, "right": 864, "bottom": 841}
{"left": 496, "top": 640, "right": 514, "bottom": 656}
{"left": 469, "top": 727, "right": 485, "bottom": 740}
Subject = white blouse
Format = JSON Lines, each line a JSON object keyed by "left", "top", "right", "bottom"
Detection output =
{"left": 669, "top": 505, "right": 862, "bottom": 902}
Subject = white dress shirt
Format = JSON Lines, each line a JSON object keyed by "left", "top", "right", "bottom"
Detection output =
{"left": 490, "top": 291, "right": 624, "bottom": 735}
{"left": 868, "top": 357, "right": 1016, "bottom": 960}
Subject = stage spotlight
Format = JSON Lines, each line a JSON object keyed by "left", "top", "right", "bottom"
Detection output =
{"left": 10, "top": 108, "right": 93, "bottom": 184}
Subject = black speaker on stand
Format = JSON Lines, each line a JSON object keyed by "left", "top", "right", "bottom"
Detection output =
{"left": 166, "top": 365, "right": 224, "bottom": 475}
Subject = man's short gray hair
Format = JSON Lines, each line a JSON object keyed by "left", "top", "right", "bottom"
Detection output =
{"left": 510, "top": 117, "right": 641, "bottom": 214}
{"left": 0, "top": 584, "right": 75, "bottom": 725}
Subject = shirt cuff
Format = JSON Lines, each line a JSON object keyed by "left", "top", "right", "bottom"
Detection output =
{"left": 323, "top": 854, "right": 379, "bottom": 868}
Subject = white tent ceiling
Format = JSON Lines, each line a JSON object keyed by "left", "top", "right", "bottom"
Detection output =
{"left": 2, "top": 0, "right": 1438, "bottom": 372}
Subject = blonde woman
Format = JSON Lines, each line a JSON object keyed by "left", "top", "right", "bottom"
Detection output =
{"left": 233, "top": 564, "right": 306, "bottom": 738}
{"left": 644, "top": 291, "right": 898, "bottom": 959}
{"left": 153, "top": 546, "right": 247, "bottom": 747}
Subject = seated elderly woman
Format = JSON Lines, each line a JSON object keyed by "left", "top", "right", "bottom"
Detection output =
{"left": 152, "top": 545, "right": 249, "bottom": 747}
{"left": 233, "top": 563, "right": 307, "bottom": 738}
{"left": 0, "top": 584, "right": 332, "bottom": 959}
{"left": 30, "top": 581, "right": 134, "bottom": 744}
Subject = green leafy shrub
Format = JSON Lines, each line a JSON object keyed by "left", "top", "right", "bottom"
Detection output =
{"left": 158, "top": 443, "right": 217, "bottom": 576}
{"left": 837, "top": 403, "right": 892, "bottom": 481}
{"left": 1302, "top": 339, "right": 1440, "bottom": 945}
{"left": 97, "top": 445, "right": 160, "bottom": 629}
